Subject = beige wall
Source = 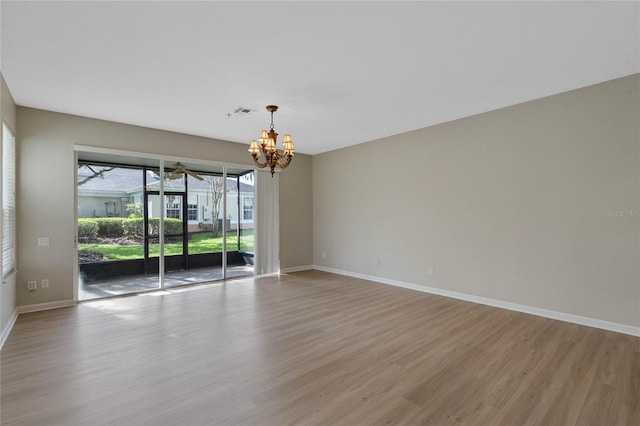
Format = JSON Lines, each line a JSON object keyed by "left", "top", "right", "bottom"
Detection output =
{"left": 1, "top": 72, "right": 17, "bottom": 335}
{"left": 313, "top": 74, "right": 640, "bottom": 328}
{"left": 10, "top": 75, "right": 639, "bottom": 329}
{"left": 281, "top": 152, "right": 313, "bottom": 269}
{"left": 16, "top": 107, "right": 313, "bottom": 307}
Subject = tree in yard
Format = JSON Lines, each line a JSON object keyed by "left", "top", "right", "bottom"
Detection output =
{"left": 77, "top": 165, "right": 114, "bottom": 186}
{"left": 125, "top": 203, "right": 143, "bottom": 218}
{"left": 207, "top": 176, "right": 226, "bottom": 237}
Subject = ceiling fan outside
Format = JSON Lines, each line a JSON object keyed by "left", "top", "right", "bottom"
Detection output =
{"left": 165, "top": 162, "right": 204, "bottom": 181}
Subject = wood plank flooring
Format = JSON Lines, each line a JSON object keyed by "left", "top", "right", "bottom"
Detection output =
{"left": 1, "top": 270, "right": 638, "bottom": 425}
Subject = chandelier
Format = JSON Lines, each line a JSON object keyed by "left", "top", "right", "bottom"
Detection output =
{"left": 248, "top": 105, "right": 295, "bottom": 176}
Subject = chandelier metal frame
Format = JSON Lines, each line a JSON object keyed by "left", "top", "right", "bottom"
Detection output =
{"left": 248, "top": 105, "right": 294, "bottom": 176}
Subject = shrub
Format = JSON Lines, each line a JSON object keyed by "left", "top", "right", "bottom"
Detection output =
{"left": 123, "top": 218, "right": 143, "bottom": 238}
{"left": 77, "top": 219, "right": 99, "bottom": 240}
{"left": 163, "top": 218, "right": 183, "bottom": 235}
{"left": 96, "top": 218, "right": 125, "bottom": 238}
{"left": 123, "top": 218, "right": 183, "bottom": 238}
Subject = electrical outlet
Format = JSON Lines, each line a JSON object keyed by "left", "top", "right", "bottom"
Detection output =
{"left": 27, "top": 281, "right": 37, "bottom": 291}
{"left": 37, "top": 237, "right": 50, "bottom": 247}
{"left": 428, "top": 267, "right": 434, "bottom": 276}
{"left": 41, "top": 279, "right": 49, "bottom": 288}
{"left": 322, "top": 252, "right": 326, "bottom": 259}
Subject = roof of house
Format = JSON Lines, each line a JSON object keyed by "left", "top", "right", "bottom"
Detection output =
{"left": 77, "top": 165, "right": 254, "bottom": 194}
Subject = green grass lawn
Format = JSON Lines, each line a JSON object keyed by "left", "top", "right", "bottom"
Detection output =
{"left": 79, "top": 231, "right": 254, "bottom": 261}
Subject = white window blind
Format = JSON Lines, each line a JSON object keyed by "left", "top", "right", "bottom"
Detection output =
{"left": 2, "top": 123, "right": 16, "bottom": 279}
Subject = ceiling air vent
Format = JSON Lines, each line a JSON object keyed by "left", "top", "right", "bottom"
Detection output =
{"left": 231, "top": 106, "right": 256, "bottom": 116}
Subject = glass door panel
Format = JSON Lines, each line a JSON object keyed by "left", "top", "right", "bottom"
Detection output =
{"left": 77, "top": 164, "right": 160, "bottom": 300}
{"left": 163, "top": 194, "right": 186, "bottom": 274}
{"left": 143, "top": 193, "right": 164, "bottom": 289}
{"left": 147, "top": 192, "right": 191, "bottom": 288}
{"left": 185, "top": 174, "right": 224, "bottom": 284}
{"left": 226, "top": 173, "right": 255, "bottom": 279}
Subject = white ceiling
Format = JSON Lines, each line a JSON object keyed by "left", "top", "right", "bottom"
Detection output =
{"left": 1, "top": 1, "right": 638, "bottom": 155}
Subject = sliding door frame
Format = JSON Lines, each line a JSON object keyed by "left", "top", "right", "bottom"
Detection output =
{"left": 73, "top": 145, "right": 256, "bottom": 301}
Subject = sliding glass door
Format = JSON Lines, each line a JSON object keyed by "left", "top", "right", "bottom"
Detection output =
{"left": 76, "top": 157, "right": 255, "bottom": 301}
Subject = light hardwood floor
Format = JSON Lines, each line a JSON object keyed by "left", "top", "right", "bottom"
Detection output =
{"left": 1, "top": 270, "right": 638, "bottom": 425}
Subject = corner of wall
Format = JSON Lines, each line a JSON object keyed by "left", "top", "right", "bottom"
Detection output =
{"left": 0, "top": 308, "right": 18, "bottom": 350}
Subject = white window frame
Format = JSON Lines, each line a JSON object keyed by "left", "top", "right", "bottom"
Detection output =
{"left": 187, "top": 203, "right": 198, "bottom": 221}
{"left": 2, "top": 123, "right": 16, "bottom": 280}
{"left": 187, "top": 193, "right": 198, "bottom": 222}
{"left": 242, "top": 196, "right": 254, "bottom": 221}
{"left": 165, "top": 196, "right": 181, "bottom": 219}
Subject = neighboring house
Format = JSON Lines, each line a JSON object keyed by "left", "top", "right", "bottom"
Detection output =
{"left": 77, "top": 165, "right": 254, "bottom": 233}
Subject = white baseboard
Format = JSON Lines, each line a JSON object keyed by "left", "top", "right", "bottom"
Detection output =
{"left": 0, "top": 308, "right": 18, "bottom": 350}
{"left": 280, "top": 265, "right": 314, "bottom": 274}
{"left": 17, "top": 299, "right": 76, "bottom": 315}
{"left": 313, "top": 265, "right": 640, "bottom": 337}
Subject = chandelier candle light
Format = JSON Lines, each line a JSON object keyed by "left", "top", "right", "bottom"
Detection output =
{"left": 248, "top": 105, "right": 295, "bottom": 176}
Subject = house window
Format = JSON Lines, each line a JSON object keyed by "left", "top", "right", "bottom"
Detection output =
{"left": 166, "top": 197, "right": 181, "bottom": 219}
{"left": 186, "top": 194, "right": 198, "bottom": 221}
{"left": 243, "top": 197, "right": 253, "bottom": 221}
{"left": 187, "top": 204, "right": 198, "bottom": 221}
{"left": 2, "top": 123, "right": 16, "bottom": 279}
